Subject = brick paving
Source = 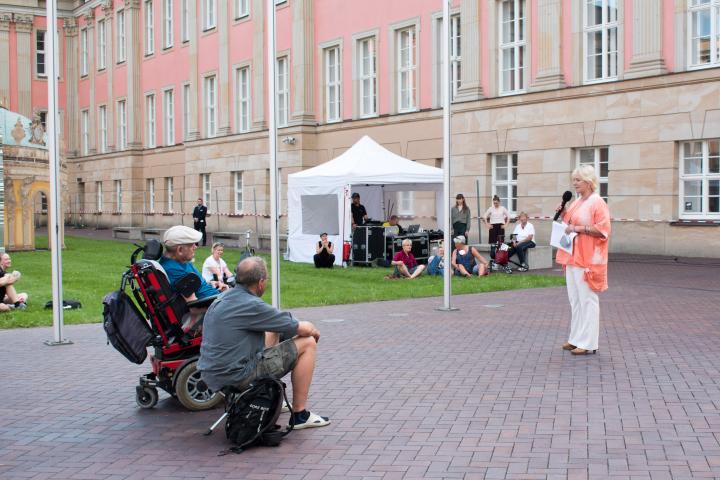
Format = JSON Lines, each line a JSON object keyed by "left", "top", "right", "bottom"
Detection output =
{"left": 1, "top": 255, "right": 719, "bottom": 479}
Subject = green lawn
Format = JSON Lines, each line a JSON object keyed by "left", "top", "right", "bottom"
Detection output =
{"left": 0, "top": 235, "right": 565, "bottom": 329}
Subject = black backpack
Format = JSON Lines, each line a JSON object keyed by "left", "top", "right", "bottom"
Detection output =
{"left": 102, "top": 290, "right": 154, "bottom": 364}
{"left": 222, "top": 377, "right": 292, "bottom": 454}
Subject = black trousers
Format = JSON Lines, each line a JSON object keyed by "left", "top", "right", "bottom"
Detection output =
{"left": 489, "top": 224, "right": 505, "bottom": 258}
{"left": 194, "top": 221, "right": 207, "bottom": 246}
{"left": 314, "top": 252, "right": 335, "bottom": 268}
{"left": 452, "top": 221, "right": 467, "bottom": 239}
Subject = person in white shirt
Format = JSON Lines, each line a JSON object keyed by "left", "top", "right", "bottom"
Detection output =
{"left": 201, "top": 242, "right": 234, "bottom": 292}
{"left": 509, "top": 212, "right": 535, "bottom": 271}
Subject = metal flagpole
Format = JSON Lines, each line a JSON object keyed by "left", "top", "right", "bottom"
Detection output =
{"left": 45, "top": 0, "right": 72, "bottom": 345}
{"left": 439, "top": 0, "right": 456, "bottom": 311}
{"left": 267, "top": 0, "right": 280, "bottom": 308}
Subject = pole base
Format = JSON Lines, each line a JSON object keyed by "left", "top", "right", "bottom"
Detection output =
{"left": 435, "top": 307, "right": 460, "bottom": 312}
{"left": 44, "top": 339, "right": 74, "bottom": 346}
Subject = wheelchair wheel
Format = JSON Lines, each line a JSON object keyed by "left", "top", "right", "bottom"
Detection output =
{"left": 136, "top": 386, "right": 159, "bottom": 409}
{"left": 174, "top": 359, "right": 223, "bottom": 411}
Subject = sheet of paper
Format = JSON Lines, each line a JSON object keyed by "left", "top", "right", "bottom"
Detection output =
{"left": 550, "top": 221, "right": 577, "bottom": 255}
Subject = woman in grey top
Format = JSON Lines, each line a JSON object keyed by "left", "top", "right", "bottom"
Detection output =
{"left": 451, "top": 194, "right": 471, "bottom": 240}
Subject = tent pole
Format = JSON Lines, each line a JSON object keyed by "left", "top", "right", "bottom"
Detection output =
{"left": 45, "top": 0, "right": 72, "bottom": 345}
{"left": 267, "top": 0, "right": 280, "bottom": 308}
{"left": 440, "top": 0, "right": 455, "bottom": 311}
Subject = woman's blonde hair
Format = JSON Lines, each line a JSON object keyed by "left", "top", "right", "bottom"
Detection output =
{"left": 572, "top": 164, "right": 599, "bottom": 192}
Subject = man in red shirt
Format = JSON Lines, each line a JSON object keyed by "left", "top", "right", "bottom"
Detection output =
{"left": 390, "top": 239, "right": 426, "bottom": 279}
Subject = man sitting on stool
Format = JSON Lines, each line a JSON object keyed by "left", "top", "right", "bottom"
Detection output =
{"left": 313, "top": 233, "right": 335, "bottom": 268}
{"left": 199, "top": 256, "right": 331, "bottom": 429}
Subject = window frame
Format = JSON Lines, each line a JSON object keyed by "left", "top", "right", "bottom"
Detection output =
{"left": 97, "top": 18, "right": 106, "bottom": 70}
{"left": 324, "top": 45, "right": 342, "bottom": 123}
{"left": 98, "top": 105, "right": 108, "bottom": 153}
{"left": 36, "top": 30, "right": 47, "bottom": 77}
{"left": 117, "top": 9, "right": 126, "bottom": 63}
{"left": 145, "top": 93, "right": 156, "bottom": 148}
{"left": 687, "top": 0, "right": 720, "bottom": 69}
{"left": 356, "top": 35, "right": 378, "bottom": 118}
{"left": 182, "top": 82, "right": 191, "bottom": 140}
{"left": 80, "top": 28, "right": 88, "bottom": 76}
{"left": 117, "top": 99, "right": 127, "bottom": 150}
{"left": 181, "top": 0, "right": 190, "bottom": 42}
{"left": 679, "top": 139, "right": 720, "bottom": 219}
{"left": 235, "top": 0, "right": 249, "bottom": 19}
{"left": 576, "top": 146, "right": 609, "bottom": 202}
{"left": 396, "top": 191, "right": 414, "bottom": 215}
{"left": 163, "top": 0, "right": 173, "bottom": 49}
{"left": 276, "top": 56, "right": 289, "bottom": 127}
{"left": 203, "top": 0, "right": 217, "bottom": 31}
{"left": 396, "top": 26, "right": 418, "bottom": 113}
{"left": 166, "top": 176, "right": 174, "bottom": 213}
{"left": 235, "top": 65, "right": 251, "bottom": 133}
{"left": 163, "top": 88, "right": 175, "bottom": 146}
{"left": 114, "top": 180, "right": 122, "bottom": 213}
{"left": 233, "top": 171, "right": 244, "bottom": 214}
{"left": 499, "top": 0, "right": 527, "bottom": 95}
{"left": 145, "top": 0, "right": 154, "bottom": 56}
{"left": 201, "top": 173, "right": 211, "bottom": 211}
{"left": 147, "top": 178, "right": 156, "bottom": 213}
{"left": 582, "top": 0, "right": 620, "bottom": 84}
{"left": 491, "top": 152, "right": 519, "bottom": 214}
{"left": 204, "top": 75, "right": 217, "bottom": 137}
{"left": 81, "top": 109, "right": 89, "bottom": 155}
{"left": 96, "top": 181, "right": 103, "bottom": 212}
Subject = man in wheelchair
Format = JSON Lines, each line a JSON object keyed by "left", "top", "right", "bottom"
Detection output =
{"left": 159, "top": 225, "right": 220, "bottom": 301}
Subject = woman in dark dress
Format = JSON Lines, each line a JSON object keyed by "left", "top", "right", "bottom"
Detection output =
{"left": 313, "top": 233, "right": 335, "bottom": 268}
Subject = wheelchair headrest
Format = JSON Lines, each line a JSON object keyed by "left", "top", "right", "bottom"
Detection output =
{"left": 143, "top": 239, "right": 164, "bottom": 261}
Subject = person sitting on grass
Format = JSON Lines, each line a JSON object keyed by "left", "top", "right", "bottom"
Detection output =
{"left": 198, "top": 256, "right": 330, "bottom": 429}
{"left": 202, "top": 242, "right": 234, "bottom": 292}
{"left": 388, "top": 239, "right": 425, "bottom": 279}
{"left": 159, "top": 225, "right": 219, "bottom": 301}
{"left": 426, "top": 244, "right": 446, "bottom": 276}
{"left": 313, "top": 233, "right": 335, "bottom": 268}
{"left": 451, "top": 235, "right": 489, "bottom": 277}
{"left": 0, "top": 253, "right": 28, "bottom": 312}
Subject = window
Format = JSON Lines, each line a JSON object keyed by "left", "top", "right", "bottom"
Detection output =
{"left": 98, "top": 105, "right": 107, "bottom": 153}
{"left": 147, "top": 178, "right": 155, "bottom": 212}
{"left": 492, "top": 153, "right": 518, "bottom": 213}
{"left": 203, "top": 0, "right": 216, "bottom": 30}
{"left": 499, "top": 0, "right": 527, "bottom": 94}
{"left": 276, "top": 57, "right": 288, "bottom": 127}
{"left": 397, "top": 27, "right": 417, "bottom": 112}
{"left": 201, "top": 173, "right": 211, "bottom": 210}
{"left": 145, "top": 0, "right": 154, "bottom": 55}
{"left": 358, "top": 37, "right": 377, "bottom": 117}
{"left": 97, "top": 19, "right": 106, "bottom": 70}
{"left": 96, "top": 181, "right": 103, "bottom": 212}
{"left": 145, "top": 93, "right": 156, "bottom": 147}
{"left": 236, "top": 0, "right": 249, "bottom": 19}
{"left": 166, "top": 177, "right": 174, "bottom": 212}
{"left": 81, "top": 28, "right": 88, "bottom": 76}
{"left": 81, "top": 110, "right": 89, "bottom": 155}
{"left": 680, "top": 139, "right": 720, "bottom": 218}
{"left": 577, "top": 147, "right": 609, "bottom": 201}
{"left": 181, "top": 0, "right": 189, "bottom": 42}
{"left": 584, "top": 0, "right": 619, "bottom": 82}
{"left": 397, "top": 191, "right": 414, "bottom": 215}
{"left": 115, "top": 180, "right": 122, "bottom": 212}
{"left": 117, "top": 9, "right": 126, "bottom": 62}
{"left": 233, "top": 171, "right": 243, "bottom": 214}
{"left": 204, "top": 75, "right": 217, "bottom": 137}
{"left": 235, "top": 66, "right": 251, "bottom": 132}
{"left": 163, "top": 0, "right": 173, "bottom": 48}
{"left": 38, "top": 111, "right": 47, "bottom": 130}
{"left": 450, "top": 15, "right": 461, "bottom": 99}
{"left": 117, "top": 100, "right": 127, "bottom": 150}
{"left": 182, "top": 83, "right": 190, "bottom": 139}
{"left": 164, "top": 89, "right": 175, "bottom": 145}
{"left": 36, "top": 31, "right": 46, "bottom": 77}
{"left": 688, "top": 0, "right": 720, "bottom": 68}
{"left": 325, "top": 46, "right": 341, "bottom": 122}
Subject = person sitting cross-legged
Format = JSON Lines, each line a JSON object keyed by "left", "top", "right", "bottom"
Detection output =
{"left": 313, "top": 233, "right": 335, "bottom": 268}
{"left": 0, "top": 253, "right": 28, "bottom": 312}
{"left": 389, "top": 239, "right": 425, "bottom": 279}
{"left": 451, "top": 235, "right": 489, "bottom": 277}
{"left": 198, "top": 256, "right": 330, "bottom": 429}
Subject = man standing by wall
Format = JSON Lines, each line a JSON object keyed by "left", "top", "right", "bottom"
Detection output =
{"left": 193, "top": 198, "right": 208, "bottom": 246}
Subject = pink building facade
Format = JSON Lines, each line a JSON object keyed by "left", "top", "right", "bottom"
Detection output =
{"left": 1, "top": 0, "right": 719, "bottom": 256}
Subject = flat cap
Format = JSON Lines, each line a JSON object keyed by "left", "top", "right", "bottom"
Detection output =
{"left": 163, "top": 225, "right": 202, "bottom": 246}
{"left": 453, "top": 235, "right": 466, "bottom": 244}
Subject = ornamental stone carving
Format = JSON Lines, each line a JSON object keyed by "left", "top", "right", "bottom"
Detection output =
{"left": 14, "top": 14, "right": 34, "bottom": 32}
{"left": 63, "top": 17, "right": 78, "bottom": 36}
{"left": 83, "top": 11, "right": 95, "bottom": 27}
{"left": 102, "top": 0, "right": 114, "bottom": 17}
{"left": 124, "top": 0, "right": 141, "bottom": 9}
{"left": 0, "top": 11, "right": 12, "bottom": 31}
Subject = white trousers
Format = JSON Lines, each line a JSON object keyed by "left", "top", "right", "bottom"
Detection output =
{"left": 566, "top": 265, "right": 600, "bottom": 351}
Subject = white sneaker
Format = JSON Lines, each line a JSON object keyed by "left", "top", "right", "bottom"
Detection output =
{"left": 281, "top": 400, "right": 290, "bottom": 413}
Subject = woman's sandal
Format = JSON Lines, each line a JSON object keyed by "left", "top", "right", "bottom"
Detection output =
{"left": 570, "top": 348, "right": 597, "bottom": 355}
{"left": 562, "top": 342, "right": 576, "bottom": 351}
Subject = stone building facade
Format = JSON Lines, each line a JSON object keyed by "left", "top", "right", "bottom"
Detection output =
{"left": 0, "top": 0, "right": 718, "bottom": 256}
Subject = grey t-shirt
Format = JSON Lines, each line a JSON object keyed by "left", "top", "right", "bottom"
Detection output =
{"left": 198, "top": 285, "right": 299, "bottom": 391}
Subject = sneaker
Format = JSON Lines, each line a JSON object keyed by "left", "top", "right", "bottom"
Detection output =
{"left": 290, "top": 410, "right": 331, "bottom": 430}
{"left": 504, "top": 266, "right": 513, "bottom": 274}
{"left": 281, "top": 400, "right": 290, "bottom": 413}
{"left": 15, "top": 302, "right": 27, "bottom": 310}
{"left": 518, "top": 266, "right": 528, "bottom": 272}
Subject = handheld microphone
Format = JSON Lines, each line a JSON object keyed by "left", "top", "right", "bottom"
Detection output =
{"left": 553, "top": 191, "right": 573, "bottom": 221}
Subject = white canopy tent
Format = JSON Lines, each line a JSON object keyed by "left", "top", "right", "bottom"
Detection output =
{"left": 287, "top": 136, "right": 444, "bottom": 265}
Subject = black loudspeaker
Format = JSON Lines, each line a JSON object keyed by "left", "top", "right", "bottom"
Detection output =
{"left": 352, "top": 226, "right": 385, "bottom": 265}
{"left": 390, "top": 234, "right": 430, "bottom": 264}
